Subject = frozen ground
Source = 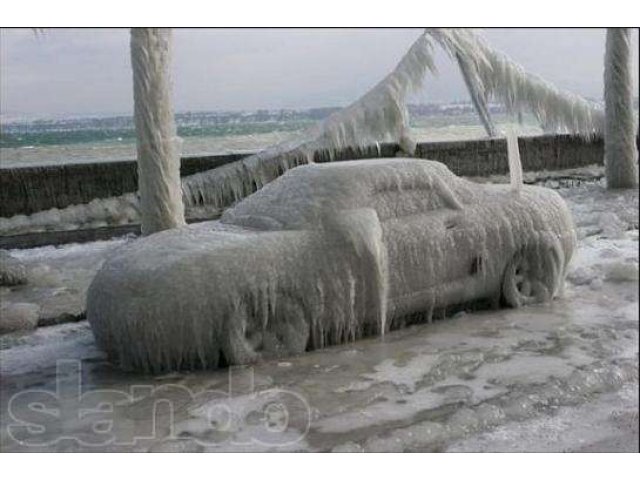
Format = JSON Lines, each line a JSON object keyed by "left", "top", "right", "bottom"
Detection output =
{"left": 1, "top": 238, "right": 131, "bottom": 330}
{"left": 0, "top": 167, "right": 637, "bottom": 452}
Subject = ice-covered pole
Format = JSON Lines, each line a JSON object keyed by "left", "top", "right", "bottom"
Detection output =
{"left": 425, "top": 28, "right": 604, "bottom": 136}
{"left": 604, "top": 28, "right": 639, "bottom": 189}
{"left": 130, "top": 28, "right": 186, "bottom": 235}
{"left": 506, "top": 129, "right": 523, "bottom": 193}
{"left": 456, "top": 53, "right": 497, "bottom": 137}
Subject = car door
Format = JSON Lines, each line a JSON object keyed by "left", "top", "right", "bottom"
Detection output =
{"left": 375, "top": 176, "right": 478, "bottom": 313}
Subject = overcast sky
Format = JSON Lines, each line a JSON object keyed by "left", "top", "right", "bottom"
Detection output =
{"left": 1, "top": 28, "right": 638, "bottom": 119}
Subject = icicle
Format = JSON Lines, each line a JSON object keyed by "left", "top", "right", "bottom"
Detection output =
{"left": 506, "top": 129, "right": 523, "bottom": 193}
{"left": 312, "top": 32, "right": 436, "bottom": 154}
{"left": 179, "top": 28, "right": 604, "bottom": 216}
{"left": 5, "top": 28, "right": 607, "bottom": 237}
{"left": 1, "top": 30, "right": 442, "bottom": 231}
{"left": 181, "top": 30, "right": 437, "bottom": 212}
{"left": 455, "top": 53, "right": 497, "bottom": 137}
{"left": 87, "top": 158, "right": 577, "bottom": 372}
{"left": 426, "top": 28, "right": 604, "bottom": 137}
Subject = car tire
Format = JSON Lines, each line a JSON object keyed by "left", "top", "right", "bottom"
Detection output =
{"left": 262, "top": 296, "right": 310, "bottom": 356}
{"left": 224, "top": 296, "right": 309, "bottom": 365}
{"left": 502, "top": 242, "right": 562, "bottom": 308}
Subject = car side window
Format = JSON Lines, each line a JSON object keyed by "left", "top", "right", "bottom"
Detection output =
{"left": 372, "top": 176, "right": 461, "bottom": 220}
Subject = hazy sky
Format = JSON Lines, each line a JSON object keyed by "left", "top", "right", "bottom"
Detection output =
{"left": 1, "top": 28, "right": 638, "bottom": 118}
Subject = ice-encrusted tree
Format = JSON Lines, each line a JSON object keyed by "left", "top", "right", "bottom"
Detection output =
{"left": 604, "top": 28, "right": 639, "bottom": 189}
{"left": 455, "top": 53, "right": 497, "bottom": 137}
{"left": 6, "top": 28, "right": 621, "bottom": 237}
{"left": 425, "top": 28, "right": 605, "bottom": 137}
{"left": 130, "top": 28, "right": 186, "bottom": 234}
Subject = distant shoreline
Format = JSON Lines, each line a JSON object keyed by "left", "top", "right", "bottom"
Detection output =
{"left": 1, "top": 102, "right": 636, "bottom": 168}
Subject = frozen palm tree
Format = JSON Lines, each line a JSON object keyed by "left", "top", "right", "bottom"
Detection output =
{"left": 182, "top": 28, "right": 608, "bottom": 213}
{"left": 604, "top": 28, "right": 639, "bottom": 189}
{"left": 181, "top": 31, "right": 439, "bottom": 212}
{"left": 425, "top": 28, "right": 604, "bottom": 136}
{"left": 6, "top": 28, "right": 616, "bottom": 235}
{"left": 130, "top": 28, "right": 185, "bottom": 234}
{"left": 455, "top": 52, "right": 497, "bottom": 137}
{"left": 25, "top": 28, "right": 185, "bottom": 234}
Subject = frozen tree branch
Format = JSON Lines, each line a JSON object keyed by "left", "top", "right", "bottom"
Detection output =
{"left": 8, "top": 28, "right": 617, "bottom": 234}
{"left": 181, "top": 31, "right": 438, "bottom": 212}
{"left": 455, "top": 53, "right": 498, "bottom": 137}
{"left": 426, "top": 28, "right": 605, "bottom": 136}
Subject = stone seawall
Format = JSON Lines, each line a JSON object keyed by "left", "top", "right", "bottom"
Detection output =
{"left": 1, "top": 134, "right": 604, "bottom": 218}
{"left": 416, "top": 134, "right": 604, "bottom": 177}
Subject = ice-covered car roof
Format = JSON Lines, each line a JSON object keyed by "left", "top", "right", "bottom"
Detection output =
{"left": 222, "top": 158, "right": 464, "bottom": 230}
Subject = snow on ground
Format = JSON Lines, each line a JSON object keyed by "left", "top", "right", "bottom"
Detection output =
{"left": 0, "top": 237, "right": 131, "bottom": 331}
{"left": 0, "top": 166, "right": 637, "bottom": 452}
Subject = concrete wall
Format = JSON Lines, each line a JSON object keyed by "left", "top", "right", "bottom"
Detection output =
{"left": 415, "top": 134, "right": 604, "bottom": 176}
{"left": 0, "top": 153, "right": 248, "bottom": 218}
{"left": 1, "top": 134, "right": 604, "bottom": 218}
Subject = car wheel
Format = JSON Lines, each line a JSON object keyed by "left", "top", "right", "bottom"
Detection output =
{"left": 223, "top": 296, "right": 310, "bottom": 365}
{"left": 262, "top": 296, "right": 310, "bottom": 356}
{"left": 223, "top": 305, "right": 261, "bottom": 365}
{"left": 502, "top": 244, "right": 560, "bottom": 308}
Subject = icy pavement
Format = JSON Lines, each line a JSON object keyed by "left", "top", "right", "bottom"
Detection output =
{"left": 0, "top": 168, "right": 637, "bottom": 452}
{"left": 1, "top": 238, "right": 131, "bottom": 330}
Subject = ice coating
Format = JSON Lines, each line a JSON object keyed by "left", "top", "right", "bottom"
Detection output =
{"left": 604, "top": 28, "right": 639, "bottom": 189}
{"left": 426, "top": 28, "right": 605, "bottom": 136}
{"left": 1, "top": 28, "right": 606, "bottom": 236}
{"left": 2, "top": 172, "right": 635, "bottom": 452}
{"left": 0, "top": 193, "right": 141, "bottom": 236}
{"left": 0, "top": 251, "right": 27, "bottom": 286}
{"left": 0, "top": 32, "right": 437, "bottom": 236}
{"left": 87, "top": 158, "right": 576, "bottom": 372}
{"left": 179, "top": 27, "right": 606, "bottom": 220}
{"left": 506, "top": 130, "right": 523, "bottom": 192}
{"left": 130, "top": 28, "right": 186, "bottom": 234}
{"left": 179, "top": 31, "right": 437, "bottom": 214}
{"left": 455, "top": 52, "right": 497, "bottom": 137}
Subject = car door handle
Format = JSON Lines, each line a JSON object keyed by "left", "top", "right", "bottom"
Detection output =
{"left": 444, "top": 213, "right": 463, "bottom": 230}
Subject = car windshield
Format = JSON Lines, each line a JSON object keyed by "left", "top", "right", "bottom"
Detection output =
{"left": 221, "top": 158, "right": 462, "bottom": 230}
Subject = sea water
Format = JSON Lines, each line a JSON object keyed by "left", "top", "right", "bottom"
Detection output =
{"left": 0, "top": 108, "right": 544, "bottom": 168}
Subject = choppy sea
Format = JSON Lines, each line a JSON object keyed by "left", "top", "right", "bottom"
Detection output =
{"left": 0, "top": 109, "right": 544, "bottom": 168}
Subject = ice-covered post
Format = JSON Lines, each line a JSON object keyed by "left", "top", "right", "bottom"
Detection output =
{"left": 604, "top": 28, "right": 639, "bottom": 189}
{"left": 130, "top": 28, "right": 186, "bottom": 235}
{"left": 456, "top": 53, "right": 497, "bottom": 137}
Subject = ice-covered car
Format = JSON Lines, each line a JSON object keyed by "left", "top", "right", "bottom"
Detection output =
{"left": 87, "top": 158, "right": 576, "bottom": 372}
